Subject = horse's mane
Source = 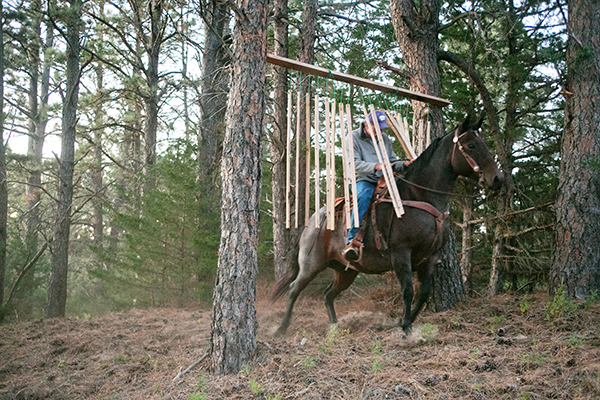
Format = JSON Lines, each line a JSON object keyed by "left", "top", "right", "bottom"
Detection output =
{"left": 403, "top": 133, "right": 448, "bottom": 180}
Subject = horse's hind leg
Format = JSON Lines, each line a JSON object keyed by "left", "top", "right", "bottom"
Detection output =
{"left": 274, "top": 263, "right": 327, "bottom": 337}
{"left": 410, "top": 256, "right": 438, "bottom": 323}
{"left": 324, "top": 265, "right": 358, "bottom": 324}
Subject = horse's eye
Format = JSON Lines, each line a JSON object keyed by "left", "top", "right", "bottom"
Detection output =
{"left": 468, "top": 143, "right": 475, "bottom": 150}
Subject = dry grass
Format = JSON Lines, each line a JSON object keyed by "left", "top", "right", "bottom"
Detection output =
{"left": 1, "top": 280, "right": 599, "bottom": 399}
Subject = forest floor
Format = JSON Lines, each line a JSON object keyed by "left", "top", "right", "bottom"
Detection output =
{"left": 1, "top": 277, "right": 599, "bottom": 400}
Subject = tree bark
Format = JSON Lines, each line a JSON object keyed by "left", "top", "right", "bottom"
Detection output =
{"left": 209, "top": 0, "right": 267, "bottom": 374}
{"left": 91, "top": 0, "right": 105, "bottom": 256}
{"left": 391, "top": 0, "right": 464, "bottom": 311}
{"left": 142, "top": 0, "right": 164, "bottom": 191}
{"left": 25, "top": 0, "right": 53, "bottom": 259}
{"left": 550, "top": 0, "right": 600, "bottom": 298}
{"left": 270, "top": 0, "right": 289, "bottom": 278}
{"left": 46, "top": 0, "right": 81, "bottom": 318}
{"left": 488, "top": 0, "right": 519, "bottom": 296}
{"left": 198, "top": 0, "right": 230, "bottom": 185}
{"left": 0, "top": 0, "right": 7, "bottom": 309}
{"left": 92, "top": 61, "right": 104, "bottom": 255}
{"left": 460, "top": 185, "right": 473, "bottom": 293}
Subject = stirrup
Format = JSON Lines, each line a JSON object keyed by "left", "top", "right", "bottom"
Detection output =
{"left": 343, "top": 241, "right": 362, "bottom": 264}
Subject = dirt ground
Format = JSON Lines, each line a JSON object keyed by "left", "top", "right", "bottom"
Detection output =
{"left": 1, "top": 279, "right": 599, "bottom": 400}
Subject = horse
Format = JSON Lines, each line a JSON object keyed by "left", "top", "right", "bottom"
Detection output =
{"left": 271, "top": 115, "right": 504, "bottom": 337}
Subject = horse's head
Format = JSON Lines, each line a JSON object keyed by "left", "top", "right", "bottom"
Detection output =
{"left": 450, "top": 115, "right": 504, "bottom": 191}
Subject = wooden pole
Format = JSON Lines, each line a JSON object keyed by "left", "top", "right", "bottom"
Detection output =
{"left": 267, "top": 54, "right": 450, "bottom": 108}
{"left": 426, "top": 119, "right": 431, "bottom": 149}
{"left": 286, "top": 90, "right": 292, "bottom": 229}
{"left": 314, "top": 94, "right": 320, "bottom": 228}
{"left": 339, "top": 102, "right": 351, "bottom": 231}
{"left": 363, "top": 104, "right": 404, "bottom": 218}
{"left": 385, "top": 110, "right": 417, "bottom": 160}
{"left": 305, "top": 95, "right": 311, "bottom": 227}
{"left": 329, "top": 98, "right": 336, "bottom": 231}
{"left": 295, "top": 91, "right": 301, "bottom": 229}
{"left": 324, "top": 98, "right": 333, "bottom": 230}
{"left": 346, "top": 103, "right": 359, "bottom": 228}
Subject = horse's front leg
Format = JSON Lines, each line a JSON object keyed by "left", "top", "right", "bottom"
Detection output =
{"left": 391, "top": 250, "right": 414, "bottom": 334}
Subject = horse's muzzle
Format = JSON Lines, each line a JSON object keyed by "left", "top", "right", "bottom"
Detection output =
{"left": 490, "top": 171, "right": 504, "bottom": 191}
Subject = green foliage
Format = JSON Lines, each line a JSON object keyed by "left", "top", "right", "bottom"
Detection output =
{"left": 187, "top": 392, "right": 207, "bottom": 400}
{"left": 521, "top": 350, "right": 547, "bottom": 367}
{"left": 370, "top": 340, "right": 383, "bottom": 373}
{"left": 90, "top": 140, "right": 219, "bottom": 311}
{"left": 520, "top": 300, "right": 529, "bottom": 314}
{"left": 300, "top": 355, "right": 320, "bottom": 369}
{"left": 318, "top": 325, "right": 349, "bottom": 354}
{"left": 566, "top": 333, "right": 583, "bottom": 347}
{"left": 249, "top": 378, "right": 263, "bottom": 395}
{"left": 584, "top": 290, "right": 599, "bottom": 310}
{"left": 419, "top": 323, "right": 439, "bottom": 341}
{"left": 545, "top": 285, "right": 578, "bottom": 321}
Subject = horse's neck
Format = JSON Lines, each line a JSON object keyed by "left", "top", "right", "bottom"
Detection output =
{"left": 402, "top": 137, "right": 458, "bottom": 211}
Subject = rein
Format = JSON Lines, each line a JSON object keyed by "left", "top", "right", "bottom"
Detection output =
{"left": 396, "top": 175, "right": 479, "bottom": 199}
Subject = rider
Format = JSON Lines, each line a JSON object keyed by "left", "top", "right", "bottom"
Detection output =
{"left": 343, "top": 110, "right": 412, "bottom": 262}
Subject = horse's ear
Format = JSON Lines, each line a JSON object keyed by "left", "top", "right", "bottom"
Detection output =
{"left": 458, "top": 115, "right": 471, "bottom": 133}
{"left": 475, "top": 114, "right": 485, "bottom": 130}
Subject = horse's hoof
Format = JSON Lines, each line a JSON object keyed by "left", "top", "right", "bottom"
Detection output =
{"left": 272, "top": 326, "right": 287, "bottom": 338}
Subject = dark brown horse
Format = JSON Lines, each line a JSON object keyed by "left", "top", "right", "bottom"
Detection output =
{"left": 272, "top": 116, "right": 504, "bottom": 336}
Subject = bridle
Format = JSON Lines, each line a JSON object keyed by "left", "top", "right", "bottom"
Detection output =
{"left": 452, "top": 128, "right": 481, "bottom": 173}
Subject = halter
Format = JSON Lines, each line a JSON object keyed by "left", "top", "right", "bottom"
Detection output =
{"left": 452, "top": 128, "right": 481, "bottom": 173}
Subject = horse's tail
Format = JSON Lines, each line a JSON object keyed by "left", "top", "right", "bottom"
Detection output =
{"left": 271, "top": 239, "right": 301, "bottom": 302}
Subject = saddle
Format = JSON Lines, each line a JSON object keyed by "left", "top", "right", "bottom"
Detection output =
{"left": 342, "top": 176, "right": 450, "bottom": 260}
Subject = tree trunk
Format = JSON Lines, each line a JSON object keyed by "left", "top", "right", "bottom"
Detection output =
{"left": 460, "top": 185, "right": 473, "bottom": 293}
{"left": 550, "top": 0, "right": 600, "bottom": 298}
{"left": 488, "top": 0, "right": 519, "bottom": 297}
{"left": 209, "top": 0, "right": 267, "bottom": 374}
{"left": 391, "top": 0, "right": 464, "bottom": 311}
{"left": 46, "top": 0, "right": 81, "bottom": 318}
{"left": 0, "top": 0, "right": 7, "bottom": 309}
{"left": 143, "top": 0, "right": 163, "bottom": 191}
{"left": 198, "top": 0, "right": 229, "bottom": 185}
{"left": 270, "top": 0, "right": 289, "bottom": 278}
{"left": 92, "top": 63, "right": 104, "bottom": 255}
{"left": 25, "top": 0, "right": 53, "bottom": 259}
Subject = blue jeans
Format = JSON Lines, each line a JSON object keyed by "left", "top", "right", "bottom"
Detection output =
{"left": 347, "top": 180, "right": 376, "bottom": 244}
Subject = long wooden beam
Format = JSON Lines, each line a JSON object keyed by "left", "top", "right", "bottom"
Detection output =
{"left": 267, "top": 54, "right": 451, "bottom": 108}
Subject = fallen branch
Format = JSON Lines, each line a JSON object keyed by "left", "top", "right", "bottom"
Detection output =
{"left": 173, "top": 349, "right": 209, "bottom": 381}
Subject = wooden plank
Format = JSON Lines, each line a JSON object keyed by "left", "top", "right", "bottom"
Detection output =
{"left": 305, "top": 95, "right": 311, "bottom": 227}
{"left": 325, "top": 98, "right": 333, "bottom": 230}
{"left": 314, "top": 94, "right": 320, "bottom": 228}
{"left": 339, "top": 102, "right": 351, "bottom": 231}
{"left": 364, "top": 105, "right": 404, "bottom": 218}
{"left": 295, "top": 91, "right": 301, "bottom": 229}
{"left": 286, "top": 90, "right": 292, "bottom": 229}
{"left": 346, "top": 103, "right": 360, "bottom": 228}
{"left": 329, "top": 98, "right": 336, "bottom": 231}
{"left": 385, "top": 110, "right": 417, "bottom": 160}
{"left": 267, "top": 54, "right": 450, "bottom": 108}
